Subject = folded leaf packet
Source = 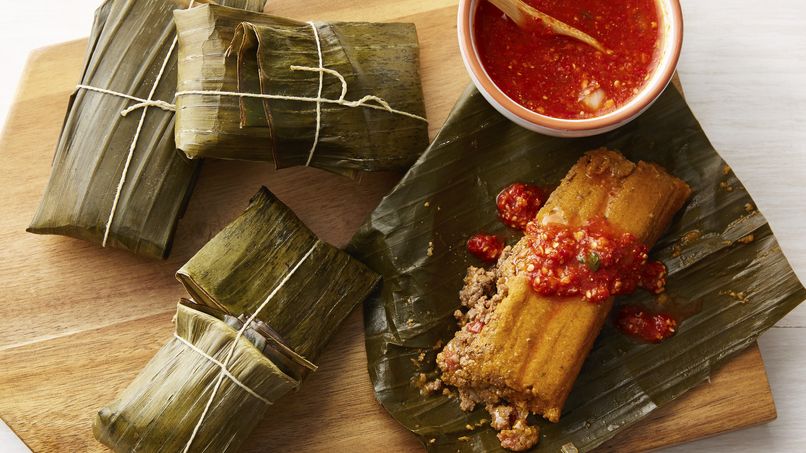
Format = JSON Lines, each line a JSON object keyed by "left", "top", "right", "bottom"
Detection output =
{"left": 176, "top": 186, "right": 380, "bottom": 362}
{"left": 95, "top": 300, "right": 299, "bottom": 452}
{"left": 27, "top": 0, "right": 266, "bottom": 259}
{"left": 173, "top": 3, "right": 429, "bottom": 175}
{"left": 95, "top": 187, "right": 379, "bottom": 452}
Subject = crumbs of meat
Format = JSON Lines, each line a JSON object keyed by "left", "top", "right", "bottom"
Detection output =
{"left": 442, "top": 249, "right": 513, "bottom": 408}
{"left": 561, "top": 442, "right": 580, "bottom": 453}
{"left": 434, "top": 246, "right": 542, "bottom": 451}
{"left": 489, "top": 402, "right": 540, "bottom": 451}
{"left": 436, "top": 260, "right": 511, "bottom": 410}
{"left": 415, "top": 372, "right": 444, "bottom": 396}
{"left": 721, "top": 289, "right": 750, "bottom": 304}
{"left": 672, "top": 229, "right": 702, "bottom": 257}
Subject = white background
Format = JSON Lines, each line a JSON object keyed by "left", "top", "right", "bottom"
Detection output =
{"left": 1, "top": 0, "right": 805, "bottom": 451}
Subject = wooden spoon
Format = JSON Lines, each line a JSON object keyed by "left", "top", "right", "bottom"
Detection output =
{"left": 487, "top": 0, "right": 610, "bottom": 54}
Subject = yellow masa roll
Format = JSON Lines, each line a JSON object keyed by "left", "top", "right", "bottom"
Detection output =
{"left": 439, "top": 149, "right": 692, "bottom": 432}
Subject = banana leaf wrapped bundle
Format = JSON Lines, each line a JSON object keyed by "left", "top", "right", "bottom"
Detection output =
{"left": 27, "top": 0, "right": 266, "bottom": 259}
{"left": 173, "top": 3, "right": 429, "bottom": 175}
{"left": 176, "top": 186, "right": 380, "bottom": 362}
{"left": 95, "top": 186, "right": 379, "bottom": 452}
{"left": 94, "top": 300, "right": 300, "bottom": 452}
{"left": 349, "top": 85, "right": 806, "bottom": 451}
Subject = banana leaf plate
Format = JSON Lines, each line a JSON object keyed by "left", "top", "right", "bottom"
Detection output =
{"left": 349, "top": 85, "right": 806, "bottom": 452}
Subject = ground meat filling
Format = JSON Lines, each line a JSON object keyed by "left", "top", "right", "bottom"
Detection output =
{"left": 438, "top": 263, "right": 507, "bottom": 410}
{"left": 436, "top": 247, "right": 541, "bottom": 451}
{"left": 489, "top": 402, "right": 540, "bottom": 451}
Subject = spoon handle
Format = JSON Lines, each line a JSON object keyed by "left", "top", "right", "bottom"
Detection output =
{"left": 488, "top": 0, "right": 609, "bottom": 54}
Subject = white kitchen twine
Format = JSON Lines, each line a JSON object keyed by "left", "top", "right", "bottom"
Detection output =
{"left": 77, "top": 19, "right": 426, "bottom": 248}
{"left": 180, "top": 240, "right": 319, "bottom": 453}
{"left": 94, "top": 23, "right": 179, "bottom": 248}
{"left": 306, "top": 19, "right": 325, "bottom": 167}
{"left": 172, "top": 332, "right": 271, "bottom": 405}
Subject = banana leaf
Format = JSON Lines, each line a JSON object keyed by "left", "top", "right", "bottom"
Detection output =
{"left": 177, "top": 186, "right": 380, "bottom": 363}
{"left": 26, "top": 0, "right": 266, "bottom": 259}
{"left": 97, "top": 187, "right": 380, "bottom": 451}
{"left": 349, "top": 85, "right": 806, "bottom": 452}
{"left": 94, "top": 300, "right": 300, "bottom": 452}
{"left": 173, "top": 3, "right": 429, "bottom": 175}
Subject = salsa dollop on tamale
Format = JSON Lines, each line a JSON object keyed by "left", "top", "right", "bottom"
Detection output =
{"left": 436, "top": 149, "right": 691, "bottom": 451}
{"left": 523, "top": 218, "right": 668, "bottom": 303}
{"left": 475, "top": 0, "right": 661, "bottom": 118}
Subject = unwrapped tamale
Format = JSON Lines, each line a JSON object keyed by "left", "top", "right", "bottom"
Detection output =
{"left": 27, "top": 0, "right": 266, "bottom": 259}
{"left": 96, "top": 186, "right": 379, "bottom": 452}
{"left": 173, "top": 3, "right": 429, "bottom": 174}
{"left": 437, "top": 149, "right": 691, "bottom": 450}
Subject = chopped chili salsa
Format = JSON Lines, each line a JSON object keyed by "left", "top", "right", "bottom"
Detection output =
{"left": 467, "top": 233, "right": 505, "bottom": 262}
{"left": 616, "top": 305, "right": 677, "bottom": 343}
{"left": 496, "top": 183, "right": 545, "bottom": 230}
{"left": 475, "top": 0, "right": 661, "bottom": 118}
{"left": 522, "top": 218, "right": 667, "bottom": 303}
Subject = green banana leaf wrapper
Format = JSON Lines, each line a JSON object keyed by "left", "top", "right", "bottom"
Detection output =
{"left": 173, "top": 3, "right": 429, "bottom": 175}
{"left": 27, "top": 0, "right": 266, "bottom": 259}
{"left": 349, "top": 85, "right": 806, "bottom": 452}
{"left": 96, "top": 187, "right": 380, "bottom": 451}
{"left": 177, "top": 186, "right": 380, "bottom": 363}
{"left": 95, "top": 300, "right": 299, "bottom": 453}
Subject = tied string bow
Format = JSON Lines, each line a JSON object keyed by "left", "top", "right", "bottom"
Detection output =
{"left": 77, "top": 21, "right": 426, "bottom": 249}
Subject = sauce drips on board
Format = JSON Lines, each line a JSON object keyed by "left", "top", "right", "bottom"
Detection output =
{"left": 522, "top": 218, "right": 666, "bottom": 303}
{"left": 496, "top": 183, "right": 545, "bottom": 230}
{"left": 475, "top": 0, "right": 661, "bottom": 119}
{"left": 467, "top": 233, "right": 505, "bottom": 262}
{"left": 616, "top": 305, "right": 677, "bottom": 342}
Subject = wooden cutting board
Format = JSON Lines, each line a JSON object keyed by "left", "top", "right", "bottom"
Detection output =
{"left": 0, "top": 1, "right": 776, "bottom": 452}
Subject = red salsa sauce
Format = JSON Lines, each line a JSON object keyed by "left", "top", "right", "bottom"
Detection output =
{"left": 496, "top": 183, "right": 545, "bottom": 230}
{"left": 466, "top": 183, "right": 544, "bottom": 263}
{"left": 522, "top": 218, "right": 666, "bottom": 303}
{"left": 467, "top": 233, "right": 505, "bottom": 262}
{"left": 616, "top": 305, "right": 677, "bottom": 343}
{"left": 475, "top": 0, "right": 661, "bottom": 119}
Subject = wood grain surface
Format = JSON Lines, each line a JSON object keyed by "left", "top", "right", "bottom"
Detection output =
{"left": 0, "top": 1, "right": 777, "bottom": 452}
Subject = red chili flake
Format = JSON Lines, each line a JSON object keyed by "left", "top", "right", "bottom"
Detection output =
{"left": 467, "top": 320, "right": 485, "bottom": 334}
{"left": 467, "top": 233, "right": 505, "bottom": 262}
{"left": 616, "top": 305, "right": 678, "bottom": 343}
{"left": 522, "top": 217, "right": 668, "bottom": 303}
{"left": 442, "top": 350, "right": 459, "bottom": 372}
{"left": 496, "top": 183, "right": 545, "bottom": 230}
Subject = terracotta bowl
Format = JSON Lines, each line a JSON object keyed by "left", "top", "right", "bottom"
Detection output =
{"left": 457, "top": 0, "right": 684, "bottom": 137}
